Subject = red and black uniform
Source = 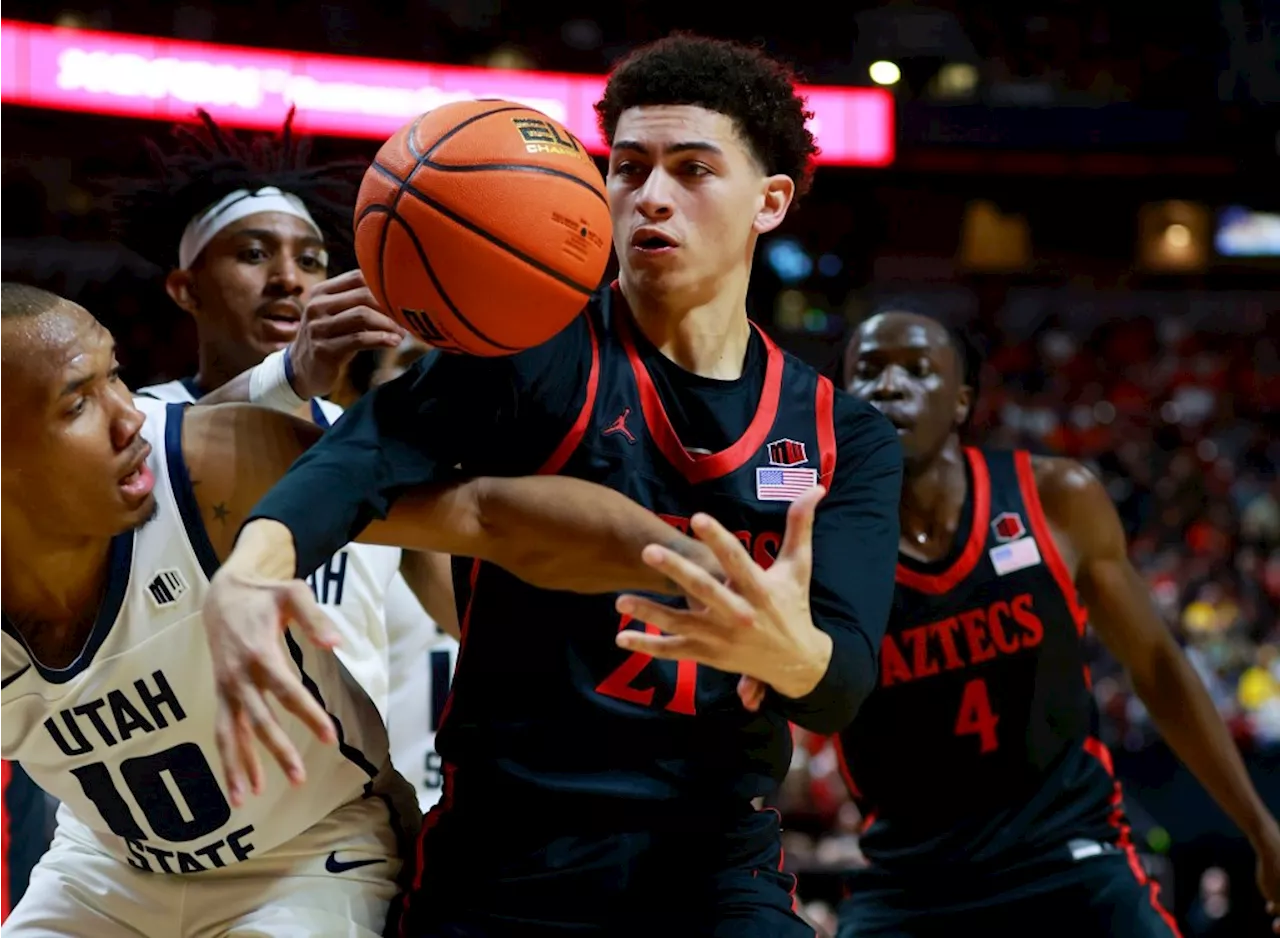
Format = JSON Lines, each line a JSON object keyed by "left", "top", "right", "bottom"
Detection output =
{"left": 835, "top": 448, "right": 1181, "bottom": 937}
{"left": 1, "top": 760, "right": 56, "bottom": 923}
{"left": 247, "top": 284, "right": 903, "bottom": 937}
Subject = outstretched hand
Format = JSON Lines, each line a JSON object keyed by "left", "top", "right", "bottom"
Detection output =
{"left": 614, "top": 487, "right": 832, "bottom": 700}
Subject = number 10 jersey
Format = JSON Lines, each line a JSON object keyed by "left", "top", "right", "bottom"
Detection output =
{"left": 0, "top": 397, "right": 408, "bottom": 875}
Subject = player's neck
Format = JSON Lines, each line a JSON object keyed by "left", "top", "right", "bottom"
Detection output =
{"left": 194, "top": 340, "right": 254, "bottom": 394}
{"left": 900, "top": 440, "right": 968, "bottom": 544}
{"left": 621, "top": 274, "right": 752, "bottom": 380}
{"left": 1, "top": 524, "right": 114, "bottom": 657}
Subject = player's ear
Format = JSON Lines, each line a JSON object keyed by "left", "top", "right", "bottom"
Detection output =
{"left": 752, "top": 174, "right": 795, "bottom": 236}
{"left": 955, "top": 383, "right": 974, "bottom": 428}
{"left": 164, "top": 268, "right": 200, "bottom": 318}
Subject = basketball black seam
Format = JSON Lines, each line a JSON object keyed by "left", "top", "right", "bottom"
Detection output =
{"left": 415, "top": 161, "right": 607, "bottom": 206}
{"left": 406, "top": 105, "right": 605, "bottom": 206}
{"left": 413, "top": 106, "right": 528, "bottom": 161}
{"left": 368, "top": 161, "right": 597, "bottom": 298}
{"left": 357, "top": 204, "right": 518, "bottom": 353}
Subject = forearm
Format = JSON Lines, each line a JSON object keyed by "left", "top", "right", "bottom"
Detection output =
{"left": 1134, "top": 642, "right": 1278, "bottom": 846}
{"left": 474, "top": 476, "right": 722, "bottom": 594}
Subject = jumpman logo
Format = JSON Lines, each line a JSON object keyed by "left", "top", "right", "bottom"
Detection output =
{"left": 602, "top": 407, "right": 637, "bottom": 444}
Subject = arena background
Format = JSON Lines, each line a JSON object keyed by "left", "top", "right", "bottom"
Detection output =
{"left": 2, "top": 3, "right": 1278, "bottom": 935}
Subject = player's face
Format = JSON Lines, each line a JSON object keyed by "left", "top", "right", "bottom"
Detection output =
{"left": 168, "top": 211, "right": 329, "bottom": 376}
{"left": 607, "top": 105, "right": 794, "bottom": 306}
{"left": 1, "top": 304, "right": 156, "bottom": 540}
{"left": 844, "top": 312, "right": 971, "bottom": 468}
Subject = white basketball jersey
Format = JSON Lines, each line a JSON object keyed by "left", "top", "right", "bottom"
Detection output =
{"left": 139, "top": 379, "right": 448, "bottom": 806}
{"left": 1, "top": 398, "right": 403, "bottom": 874}
{"left": 384, "top": 574, "right": 458, "bottom": 811}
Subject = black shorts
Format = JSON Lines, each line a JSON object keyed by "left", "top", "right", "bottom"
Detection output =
{"left": 837, "top": 849, "right": 1181, "bottom": 938}
{"left": 396, "top": 804, "right": 813, "bottom": 938}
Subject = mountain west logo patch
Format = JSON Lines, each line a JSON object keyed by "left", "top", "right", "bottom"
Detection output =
{"left": 991, "top": 512, "right": 1027, "bottom": 543}
{"left": 767, "top": 438, "right": 808, "bottom": 467}
{"left": 147, "top": 569, "right": 189, "bottom": 609}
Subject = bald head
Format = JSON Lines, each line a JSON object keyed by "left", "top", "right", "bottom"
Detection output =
{"left": 2, "top": 281, "right": 68, "bottom": 318}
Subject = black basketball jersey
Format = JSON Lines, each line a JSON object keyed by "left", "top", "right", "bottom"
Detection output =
{"left": 439, "top": 289, "right": 839, "bottom": 818}
{"left": 837, "top": 448, "right": 1122, "bottom": 869}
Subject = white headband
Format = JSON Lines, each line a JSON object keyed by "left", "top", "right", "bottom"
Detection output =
{"left": 177, "top": 187, "right": 325, "bottom": 270}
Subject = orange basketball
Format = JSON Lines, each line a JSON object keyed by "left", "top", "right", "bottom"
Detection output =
{"left": 354, "top": 100, "right": 612, "bottom": 355}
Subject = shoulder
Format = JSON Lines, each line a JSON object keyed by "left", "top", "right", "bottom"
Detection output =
{"left": 134, "top": 379, "right": 193, "bottom": 404}
{"left": 1028, "top": 453, "right": 1123, "bottom": 556}
{"left": 1029, "top": 454, "right": 1109, "bottom": 516}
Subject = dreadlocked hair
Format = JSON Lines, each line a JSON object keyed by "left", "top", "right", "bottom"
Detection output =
{"left": 109, "top": 107, "right": 365, "bottom": 271}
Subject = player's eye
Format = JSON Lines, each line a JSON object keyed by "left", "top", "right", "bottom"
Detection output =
{"left": 238, "top": 247, "right": 268, "bottom": 263}
{"left": 613, "top": 161, "right": 645, "bottom": 178}
{"left": 297, "top": 253, "right": 326, "bottom": 272}
{"left": 65, "top": 397, "right": 87, "bottom": 418}
{"left": 682, "top": 162, "right": 712, "bottom": 177}
{"left": 108, "top": 366, "right": 123, "bottom": 383}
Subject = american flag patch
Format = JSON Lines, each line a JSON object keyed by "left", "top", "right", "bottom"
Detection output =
{"left": 755, "top": 466, "right": 819, "bottom": 502}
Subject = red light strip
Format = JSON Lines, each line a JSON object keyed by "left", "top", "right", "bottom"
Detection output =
{"left": 0, "top": 20, "right": 894, "bottom": 166}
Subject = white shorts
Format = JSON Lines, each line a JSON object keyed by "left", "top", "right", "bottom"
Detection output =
{"left": 5, "top": 794, "right": 408, "bottom": 938}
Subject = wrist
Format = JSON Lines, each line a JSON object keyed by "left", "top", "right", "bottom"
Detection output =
{"left": 1249, "top": 812, "right": 1280, "bottom": 854}
{"left": 249, "top": 347, "right": 310, "bottom": 411}
{"left": 229, "top": 519, "right": 298, "bottom": 579}
{"left": 772, "top": 627, "right": 832, "bottom": 699}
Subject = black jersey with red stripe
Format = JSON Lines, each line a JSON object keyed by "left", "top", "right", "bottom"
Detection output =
{"left": 247, "top": 282, "right": 903, "bottom": 820}
{"left": 836, "top": 448, "right": 1122, "bottom": 870}
{"left": 443, "top": 290, "right": 856, "bottom": 813}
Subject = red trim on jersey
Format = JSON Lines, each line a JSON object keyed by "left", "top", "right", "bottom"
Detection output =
{"left": 400, "top": 558, "right": 481, "bottom": 934}
{"left": 537, "top": 314, "right": 600, "bottom": 476}
{"left": 1013, "top": 450, "right": 1090, "bottom": 635}
{"left": 615, "top": 309, "right": 785, "bottom": 485}
{"left": 815, "top": 376, "right": 837, "bottom": 486}
{"left": 2, "top": 759, "right": 10, "bottom": 923}
{"left": 1082, "top": 737, "right": 1183, "bottom": 938}
{"left": 762, "top": 806, "right": 808, "bottom": 924}
{"left": 895, "top": 447, "right": 991, "bottom": 593}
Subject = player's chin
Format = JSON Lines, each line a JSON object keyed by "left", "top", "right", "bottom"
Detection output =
{"left": 117, "top": 492, "right": 159, "bottom": 532}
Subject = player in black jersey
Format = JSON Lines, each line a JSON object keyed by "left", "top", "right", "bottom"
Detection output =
{"left": 830, "top": 307, "right": 1280, "bottom": 936}
{"left": 201, "top": 34, "right": 903, "bottom": 937}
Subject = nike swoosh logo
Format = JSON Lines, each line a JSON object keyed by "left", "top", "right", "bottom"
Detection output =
{"left": 2, "top": 664, "right": 32, "bottom": 689}
{"left": 325, "top": 852, "right": 385, "bottom": 875}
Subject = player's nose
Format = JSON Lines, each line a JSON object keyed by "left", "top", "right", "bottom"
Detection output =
{"left": 869, "top": 364, "right": 909, "bottom": 399}
{"left": 111, "top": 389, "right": 146, "bottom": 450}
{"left": 634, "top": 168, "right": 675, "bottom": 220}
{"left": 265, "top": 256, "right": 306, "bottom": 296}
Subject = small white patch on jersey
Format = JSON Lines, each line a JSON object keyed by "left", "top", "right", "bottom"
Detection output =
{"left": 146, "top": 569, "right": 189, "bottom": 608}
{"left": 989, "top": 536, "right": 1042, "bottom": 576}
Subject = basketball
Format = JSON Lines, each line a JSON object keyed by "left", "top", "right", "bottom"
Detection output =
{"left": 354, "top": 100, "right": 612, "bottom": 356}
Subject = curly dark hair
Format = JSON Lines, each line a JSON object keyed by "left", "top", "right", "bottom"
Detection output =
{"left": 108, "top": 108, "right": 364, "bottom": 271}
{"left": 594, "top": 34, "right": 819, "bottom": 198}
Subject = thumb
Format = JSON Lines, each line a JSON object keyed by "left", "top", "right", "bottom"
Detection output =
{"left": 283, "top": 582, "right": 342, "bottom": 650}
{"left": 778, "top": 486, "right": 825, "bottom": 569}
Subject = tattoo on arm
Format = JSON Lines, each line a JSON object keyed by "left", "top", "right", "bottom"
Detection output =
{"left": 212, "top": 503, "right": 231, "bottom": 525}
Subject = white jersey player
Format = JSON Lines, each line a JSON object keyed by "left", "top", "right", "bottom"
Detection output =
{"left": 1, "top": 290, "right": 415, "bottom": 936}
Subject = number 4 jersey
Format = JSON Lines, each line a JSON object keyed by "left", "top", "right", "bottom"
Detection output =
{"left": 0, "top": 397, "right": 416, "bottom": 875}
{"left": 836, "top": 448, "right": 1121, "bottom": 870}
